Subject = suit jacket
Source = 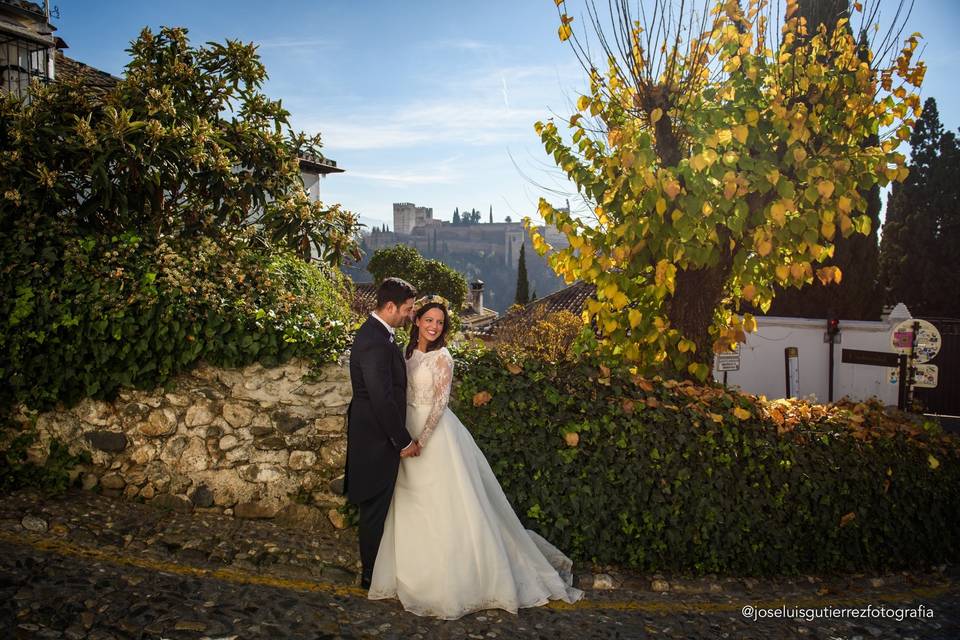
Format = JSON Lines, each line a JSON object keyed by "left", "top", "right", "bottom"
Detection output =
{"left": 344, "top": 315, "right": 414, "bottom": 503}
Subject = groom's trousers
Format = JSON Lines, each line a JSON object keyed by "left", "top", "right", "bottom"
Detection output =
{"left": 357, "top": 482, "right": 394, "bottom": 583}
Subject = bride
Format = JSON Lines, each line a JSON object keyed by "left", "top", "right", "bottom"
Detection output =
{"left": 367, "top": 295, "right": 584, "bottom": 620}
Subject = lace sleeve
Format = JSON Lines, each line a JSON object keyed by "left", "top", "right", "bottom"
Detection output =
{"left": 418, "top": 349, "right": 454, "bottom": 447}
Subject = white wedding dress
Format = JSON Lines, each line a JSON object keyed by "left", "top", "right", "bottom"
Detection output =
{"left": 368, "top": 347, "right": 584, "bottom": 619}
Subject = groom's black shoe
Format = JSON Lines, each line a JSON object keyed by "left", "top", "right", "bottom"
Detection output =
{"left": 360, "top": 576, "right": 371, "bottom": 589}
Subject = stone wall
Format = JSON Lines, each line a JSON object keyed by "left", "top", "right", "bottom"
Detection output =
{"left": 10, "top": 358, "right": 353, "bottom": 528}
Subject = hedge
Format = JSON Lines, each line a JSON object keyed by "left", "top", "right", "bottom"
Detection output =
{"left": 451, "top": 348, "right": 960, "bottom": 575}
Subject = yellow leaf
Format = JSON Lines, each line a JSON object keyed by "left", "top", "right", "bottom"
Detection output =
{"left": 564, "top": 432, "right": 580, "bottom": 447}
{"left": 650, "top": 107, "right": 663, "bottom": 124}
{"left": 833, "top": 267, "right": 843, "bottom": 284}
{"left": 821, "top": 221, "right": 836, "bottom": 239}
{"left": 678, "top": 339, "right": 690, "bottom": 353}
{"left": 663, "top": 179, "right": 681, "bottom": 199}
{"left": 576, "top": 95, "right": 590, "bottom": 112}
{"left": 790, "top": 263, "right": 805, "bottom": 280}
{"left": 745, "top": 109, "right": 759, "bottom": 126}
{"left": 742, "top": 284, "right": 757, "bottom": 301}
{"left": 612, "top": 291, "right": 629, "bottom": 309}
{"left": 928, "top": 454, "right": 940, "bottom": 470}
{"left": 717, "top": 129, "right": 732, "bottom": 145}
{"left": 656, "top": 197, "right": 667, "bottom": 216}
{"left": 732, "top": 124, "right": 749, "bottom": 144}
{"left": 770, "top": 202, "right": 786, "bottom": 226}
{"left": 775, "top": 264, "right": 790, "bottom": 282}
{"left": 506, "top": 363, "right": 523, "bottom": 375}
{"left": 743, "top": 313, "right": 757, "bottom": 332}
{"left": 793, "top": 147, "right": 807, "bottom": 163}
{"left": 628, "top": 308, "right": 643, "bottom": 328}
{"left": 767, "top": 169, "right": 780, "bottom": 185}
{"left": 709, "top": 413, "right": 724, "bottom": 423}
{"left": 838, "top": 196, "right": 852, "bottom": 213}
{"left": 558, "top": 23, "right": 572, "bottom": 41}
{"left": 604, "top": 317, "right": 619, "bottom": 333}
{"left": 817, "top": 180, "right": 835, "bottom": 199}
{"left": 472, "top": 391, "right": 493, "bottom": 407}
{"left": 732, "top": 407, "right": 751, "bottom": 420}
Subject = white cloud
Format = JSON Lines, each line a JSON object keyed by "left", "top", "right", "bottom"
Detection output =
{"left": 300, "top": 63, "right": 582, "bottom": 152}
{"left": 344, "top": 169, "right": 457, "bottom": 185}
{"left": 256, "top": 37, "right": 336, "bottom": 50}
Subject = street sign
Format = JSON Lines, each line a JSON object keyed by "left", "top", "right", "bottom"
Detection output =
{"left": 716, "top": 352, "right": 740, "bottom": 371}
{"left": 841, "top": 348, "right": 901, "bottom": 367}
{"left": 914, "top": 364, "right": 939, "bottom": 389}
{"left": 891, "top": 319, "right": 942, "bottom": 363}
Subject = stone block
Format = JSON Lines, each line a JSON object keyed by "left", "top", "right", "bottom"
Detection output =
{"left": 84, "top": 431, "right": 128, "bottom": 452}
{"left": 141, "top": 408, "right": 177, "bottom": 437}
{"left": 235, "top": 501, "right": 277, "bottom": 519}
{"left": 289, "top": 450, "right": 317, "bottom": 470}
{"left": 222, "top": 402, "right": 254, "bottom": 428}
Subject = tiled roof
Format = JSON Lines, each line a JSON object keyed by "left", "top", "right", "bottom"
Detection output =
{"left": 1, "top": 0, "right": 45, "bottom": 18}
{"left": 54, "top": 50, "right": 120, "bottom": 92}
{"left": 530, "top": 280, "right": 597, "bottom": 315}
{"left": 479, "top": 280, "right": 596, "bottom": 336}
{"left": 351, "top": 282, "right": 378, "bottom": 315}
{"left": 298, "top": 151, "right": 344, "bottom": 175}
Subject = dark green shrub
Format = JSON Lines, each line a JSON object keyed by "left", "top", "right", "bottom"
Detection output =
{"left": 450, "top": 348, "right": 960, "bottom": 575}
{"left": 0, "top": 416, "right": 91, "bottom": 496}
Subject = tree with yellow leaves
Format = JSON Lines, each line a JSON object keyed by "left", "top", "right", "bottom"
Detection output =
{"left": 528, "top": 0, "right": 924, "bottom": 379}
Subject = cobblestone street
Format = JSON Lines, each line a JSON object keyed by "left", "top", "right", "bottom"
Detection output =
{"left": 1, "top": 489, "right": 957, "bottom": 639}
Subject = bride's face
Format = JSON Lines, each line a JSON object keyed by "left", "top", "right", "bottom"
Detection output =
{"left": 416, "top": 308, "right": 445, "bottom": 343}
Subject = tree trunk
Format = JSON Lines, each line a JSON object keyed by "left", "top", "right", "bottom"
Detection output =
{"left": 667, "top": 262, "right": 731, "bottom": 366}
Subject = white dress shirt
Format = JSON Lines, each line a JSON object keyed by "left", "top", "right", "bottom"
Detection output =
{"left": 370, "top": 311, "right": 395, "bottom": 338}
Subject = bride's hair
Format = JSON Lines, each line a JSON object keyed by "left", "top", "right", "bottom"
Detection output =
{"left": 405, "top": 301, "right": 450, "bottom": 359}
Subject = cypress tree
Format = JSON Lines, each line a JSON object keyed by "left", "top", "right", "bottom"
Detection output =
{"left": 515, "top": 242, "right": 530, "bottom": 305}
{"left": 878, "top": 98, "right": 960, "bottom": 317}
{"left": 453, "top": 208, "right": 461, "bottom": 224}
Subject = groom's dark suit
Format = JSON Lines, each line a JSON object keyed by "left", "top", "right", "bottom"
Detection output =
{"left": 344, "top": 314, "right": 414, "bottom": 585}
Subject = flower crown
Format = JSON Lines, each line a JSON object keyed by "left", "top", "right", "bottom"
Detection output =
{"left": 414, "top": 294, "right": 449, "bottom": 313}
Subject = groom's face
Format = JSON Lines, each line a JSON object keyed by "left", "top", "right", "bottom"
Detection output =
{"left": 384, "top": 298, "right": 416, "bottom": 328}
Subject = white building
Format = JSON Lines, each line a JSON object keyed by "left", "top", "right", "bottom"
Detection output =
{"left": 716, "top": 304, "right": 914, "bottom": 406}
{"left": 393, "top": 202, "right": 433, "bottom": 235}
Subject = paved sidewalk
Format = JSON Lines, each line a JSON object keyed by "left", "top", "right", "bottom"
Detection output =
{"left": 1, "top": 489, "right": 957, "bottom": 639}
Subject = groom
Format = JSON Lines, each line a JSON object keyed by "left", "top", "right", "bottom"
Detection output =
{"left": 344, "top": 277, "right": 422, "bottom": 589}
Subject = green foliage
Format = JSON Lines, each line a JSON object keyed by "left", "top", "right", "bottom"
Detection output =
{"left": 0, "top": 26, "right": 359, "bottom": 265}
{"left": 367, "top": 245, "right": 468, "bottom": 311}
{"left": 1, "top": 417, "right": 91, "bottom": 496}
{"left": 0, "top": 27, "right": 356, "bottom": 413}
{"left": 0, "top": 227, "right": 352, "bottom": 412}
{"left": 878, "top": 97, "right": 960, "bottom": 317}
{"left": 451, "top": 349, "right": 960, "bottom": 574}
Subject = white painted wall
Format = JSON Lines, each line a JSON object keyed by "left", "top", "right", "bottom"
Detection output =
{"left": 715, "top": 305, "right": 913, "bottom": 405}
{"left": 301, "top": 171, "right": 321, "bottom": 201}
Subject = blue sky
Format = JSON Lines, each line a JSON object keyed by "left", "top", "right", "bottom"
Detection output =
{"left": 56, "top": 1, "right": 960, "bottom": 231}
